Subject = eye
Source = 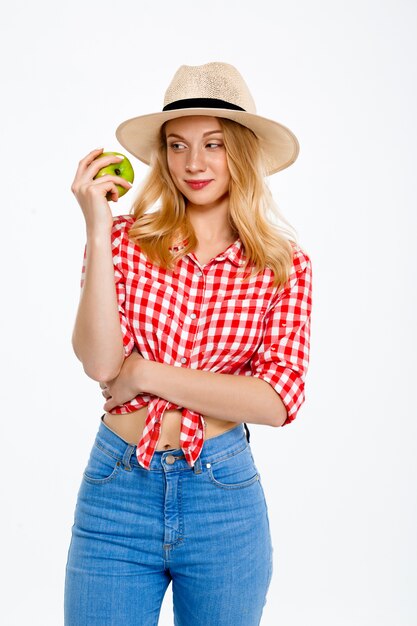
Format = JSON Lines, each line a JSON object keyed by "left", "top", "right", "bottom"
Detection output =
{"left": 206, "top": 142, "right": 223, "bottom": 149}
{"left": 169, "top": 142, "right": 187, "bottom": 151}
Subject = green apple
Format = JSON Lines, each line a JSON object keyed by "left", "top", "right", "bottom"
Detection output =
{"left": 93, "top": 151, "right": 134, "bottom": 200}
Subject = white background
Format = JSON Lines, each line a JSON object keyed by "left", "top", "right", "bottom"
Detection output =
{"left": 1, "top": 1, "right": 416, "bottom": 624}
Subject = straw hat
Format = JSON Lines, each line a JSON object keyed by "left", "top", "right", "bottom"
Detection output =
{"left": 115, "top": 62, "right": 299, "bottom": 175}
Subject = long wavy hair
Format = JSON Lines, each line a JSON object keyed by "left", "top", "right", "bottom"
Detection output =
{"left": 127, "top": 117, "right": 298, "bottom": 289}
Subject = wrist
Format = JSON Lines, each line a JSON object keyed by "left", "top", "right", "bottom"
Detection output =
{"left": 86, "top": 226, "right": 112, "bottom": 243}
{"left": 135, "top": 354, "right": 155, "bottom": 394}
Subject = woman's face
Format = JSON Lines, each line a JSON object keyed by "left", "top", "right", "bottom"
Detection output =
{"left": 164, "top": 116, "right": 230, "bottom": 208}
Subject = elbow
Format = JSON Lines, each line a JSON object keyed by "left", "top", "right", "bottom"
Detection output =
{"left": 82, "top": 362, "right": 122, "bottom": 382}
{"left": 72, "top": 332, "right": 124, "bottom": 382}
{"left": 270, "top": 408, "right": 287, "bottom": 427}
{"left": 268, "top": 395, "right": 288, "bottom": 427}
{"left": 256, "top": 377, "right": 288, "bottom": 427}
{"left": 73, "top": 345, "right": 124, "bottom": 382}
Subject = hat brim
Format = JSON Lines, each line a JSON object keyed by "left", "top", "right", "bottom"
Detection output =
{"left": 115, "top": 108, "right": 299, "bottom": 176}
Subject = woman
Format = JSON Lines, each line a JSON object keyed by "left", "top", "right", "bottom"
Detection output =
{"left": 65, "top": 62, "right": 313, "bottom": 626}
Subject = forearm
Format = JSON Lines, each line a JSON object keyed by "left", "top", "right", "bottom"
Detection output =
{"left": 72, "top": 231, "right": 124, "bottom": 381}
{"left": 142, "top": 361, "right": 287, "bottom": 427}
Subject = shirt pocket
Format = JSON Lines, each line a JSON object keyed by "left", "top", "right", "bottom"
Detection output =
{"left": 215, "top": 298, "right": 267, "bottom": 314}
{"left": 213, "top": 298, "right": 267, "bottom": 326}
{"left": 208, "top": 299, "right": 267, "bottom": 363}
{"left": 124, "top": 274, "right": 177, "bottom": 345}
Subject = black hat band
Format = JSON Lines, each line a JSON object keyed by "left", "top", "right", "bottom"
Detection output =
{"left": 163, "top": 98, "right": 246, "bottom": 112}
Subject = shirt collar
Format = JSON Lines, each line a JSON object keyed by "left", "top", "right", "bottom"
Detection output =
{"left": 213, "top": 237, "right": 245, "bottom": 266}
{"left": 170, "top": 237, "right": 245, "bottom": 267}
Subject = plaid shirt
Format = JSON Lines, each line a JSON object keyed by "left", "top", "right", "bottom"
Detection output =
{"left": 81, "top": 215, "right": 313, "bottom": 469}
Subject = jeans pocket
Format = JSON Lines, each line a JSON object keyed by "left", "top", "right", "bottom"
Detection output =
{"left": 83, "top": 442, "right": 122, "bottom": 485}
{"left": 207, "top": 445, "right": 260, "bottom": 490}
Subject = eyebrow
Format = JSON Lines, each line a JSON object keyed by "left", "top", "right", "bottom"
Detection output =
{"left": 166, "top": 130, "right": 223, "bottom": 140}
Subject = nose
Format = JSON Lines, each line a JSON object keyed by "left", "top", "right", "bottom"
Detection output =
{"left": 185, "top": 147, "right": 207, "bottom": 173}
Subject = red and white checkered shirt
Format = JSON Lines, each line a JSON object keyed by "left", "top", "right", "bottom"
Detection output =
{"left": 81, "top": 214, "right": 313, "bottom": 469}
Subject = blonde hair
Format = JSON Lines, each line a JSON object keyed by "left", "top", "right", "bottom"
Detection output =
{"left": 127, "top": 117, "right": 297, "bottom": 289}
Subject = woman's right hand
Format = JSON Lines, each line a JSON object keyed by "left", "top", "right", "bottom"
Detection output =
{"left": 71, "top": 148, "right": 133, "bottom": 234}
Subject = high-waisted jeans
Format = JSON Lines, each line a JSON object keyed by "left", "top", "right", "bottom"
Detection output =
{"left": 64, "top": 418, "right": 273, "bottom": 625}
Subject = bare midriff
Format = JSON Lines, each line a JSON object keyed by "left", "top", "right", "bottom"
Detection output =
{"left": 103, "top": 407, "right": 238, "bottom": 449}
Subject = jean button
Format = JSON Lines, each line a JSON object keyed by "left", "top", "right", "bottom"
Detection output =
{"left": 165, "top": 454, "right": 176, "bottom": 465}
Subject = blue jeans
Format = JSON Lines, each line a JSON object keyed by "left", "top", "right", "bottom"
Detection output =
{"left": 64, "top": 418, "right": 273, "bottom": 625}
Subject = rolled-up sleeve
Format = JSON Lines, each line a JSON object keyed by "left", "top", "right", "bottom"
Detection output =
{"left": 250, "top": 249, "right": 313, "bottom": 425}
{"left": 79, "top": 218, "right": 135, "bottom": 358}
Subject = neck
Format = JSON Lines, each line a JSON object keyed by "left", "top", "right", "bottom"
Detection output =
{"left": 186, "top": 194, "right": 235, "bottom": 243}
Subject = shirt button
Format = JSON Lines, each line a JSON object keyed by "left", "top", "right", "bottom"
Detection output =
{"left": 196, "top": 271, "right": 203, "bottom": 277}
{"left": 180, "top": 357, "right": 187, "bottom": 364}
{"left": 189, "top": 313, "right": 197, "bottom": 319}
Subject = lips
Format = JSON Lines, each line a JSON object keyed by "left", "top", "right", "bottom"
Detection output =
{"left": 185, "top": 180, "right": 213, "bottom": 190}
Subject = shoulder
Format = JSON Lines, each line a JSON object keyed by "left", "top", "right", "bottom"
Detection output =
{"left": 110, "top": 215, "right": 138, "bottom": 272}
{"left": 289, "top": 240, "right": 312, "bottom": 276}
{"left": 111, "top": 214, "right": 135, "bottom": 250}
{"left": 277, "top": 241, "right": 312, "bottom": 296}
{"left": 111, "top": 214, "right": 135, "bottom": 238}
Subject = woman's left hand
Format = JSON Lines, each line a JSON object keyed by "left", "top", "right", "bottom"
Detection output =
{"left": 100, "top": 350, "right": 147, "bottom": 412}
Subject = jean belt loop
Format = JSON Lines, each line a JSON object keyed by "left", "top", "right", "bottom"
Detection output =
{"left": 193, "top": 456, "right": 202, "bottom": 474}
{"left": 122, "top": 444, "right": 136, "bottom": 471}
{"left": 244, "top": 422, "right": 251, "bottom": 443}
